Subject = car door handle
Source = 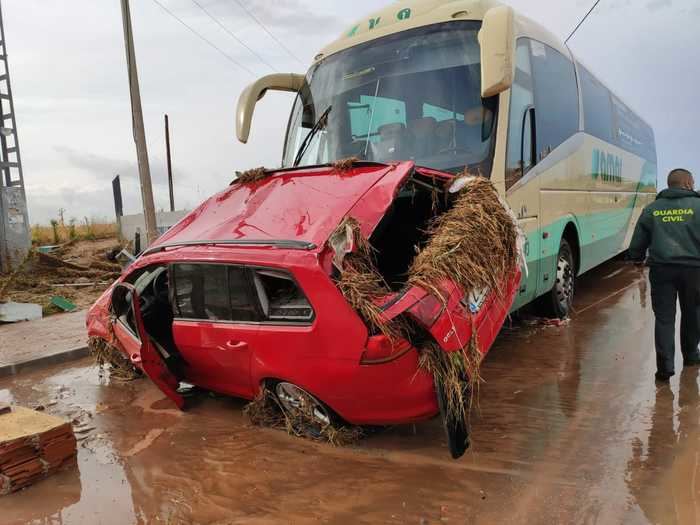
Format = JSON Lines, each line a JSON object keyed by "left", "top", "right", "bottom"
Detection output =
{"left": 224, "top": 340, "right": 248, "bottom": 350}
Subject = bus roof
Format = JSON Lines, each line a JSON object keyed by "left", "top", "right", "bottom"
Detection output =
{"left": 316, "top": 0, "right": 570, "bottom": 63}
{"left": 314, "top": 0, "right": 653, "bottom": 136}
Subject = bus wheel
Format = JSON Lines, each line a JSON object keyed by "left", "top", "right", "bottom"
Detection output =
{"left": 538, "top": 238, "right": 575, "bottom": 319}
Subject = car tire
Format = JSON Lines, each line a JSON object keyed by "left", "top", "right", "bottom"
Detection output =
{"left": 273, "top": 381, "right": 334, "bottom": 437}
{"left": 537, "top": 238, "right": 576, "bottom": 319}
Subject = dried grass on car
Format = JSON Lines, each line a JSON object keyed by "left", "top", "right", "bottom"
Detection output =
{"left": 88, "top": 336, "right": 141, "bottom": 382}
{"left": 408, "top": 174, "right": 519, "bottom": 302}
{"left": 232, "top": 167, "right": 269, "bottom": 185}
{"left": 332, "top": 157, "right": 359, "bottom": 172}
{"left": 330, "top": 217, "right": 408, "bottom": 342}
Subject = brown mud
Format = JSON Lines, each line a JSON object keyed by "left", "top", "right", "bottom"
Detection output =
{"left": 1, "top": 259, "right": 699, "bottom": 524}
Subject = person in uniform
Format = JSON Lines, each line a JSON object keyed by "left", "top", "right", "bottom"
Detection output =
{"left": 629, "top": 168, "right": 700, "bottom": 381}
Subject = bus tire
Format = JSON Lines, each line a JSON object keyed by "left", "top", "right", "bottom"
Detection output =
{"left": 537, "top": 238, "right": 575, "bottom": 319}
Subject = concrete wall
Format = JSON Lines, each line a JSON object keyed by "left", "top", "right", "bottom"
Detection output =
{"left": 119, "top": 210, "right": 189, "bottom": 247}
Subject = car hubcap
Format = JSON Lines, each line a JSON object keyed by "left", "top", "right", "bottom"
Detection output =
{"left": 275, "top": 382, "right": 330, "bottom": 426}
{"left": 555, "top": 254, "right": 574, "bottom": 312}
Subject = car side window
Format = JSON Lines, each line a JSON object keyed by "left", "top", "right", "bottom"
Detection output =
{"left": 172, "top": 264, "right": 256, "bottom": 322}
{"left": 505, "top": 39, "right": 535, "bottom": 189}
{"left": 530, "top": 41, "right": 579, "bottom": 161}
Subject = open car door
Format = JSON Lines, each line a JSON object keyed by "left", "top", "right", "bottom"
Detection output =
{"left": 110, "top": 283, "right": 185, "bottom": 410}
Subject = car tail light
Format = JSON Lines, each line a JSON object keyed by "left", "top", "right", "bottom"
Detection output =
{"left": 360, "top": 335, "right": 414, "bottom": 365}
{"left": 408, "top": 293, "right": 444, "bottom": 327}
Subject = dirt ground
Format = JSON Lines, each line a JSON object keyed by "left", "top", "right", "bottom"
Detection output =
{"left": 1, "top": 259, "right": 699, "bottom": 524}
{"left": 0, "top": 238, "right": 123, "bottom": 314}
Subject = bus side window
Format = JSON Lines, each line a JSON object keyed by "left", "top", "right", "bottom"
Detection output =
{"left": 579, "top": 65, "right": 614, "bottom": 143}
{"left": 505, "top": 39, "right": 535, "bottom": 190}
{"left": 530, "top": 41, "right": 579, "bottom": 161}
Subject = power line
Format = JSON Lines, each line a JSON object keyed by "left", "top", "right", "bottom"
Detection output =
{"left": 230, "top": 0, "right": 306, "bottom": 68}
{"left": 189, "top": 0, "right": 277, "bottom": 72}
{"left": 565, "top": 0, "right": 602, "bottom": 44}
{"left": 150, "top": 0, "right": 255, "bottom": 76}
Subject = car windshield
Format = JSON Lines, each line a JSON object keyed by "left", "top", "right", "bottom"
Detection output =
{"left": 282, "top": 21, "right": 497, "bottom": 174}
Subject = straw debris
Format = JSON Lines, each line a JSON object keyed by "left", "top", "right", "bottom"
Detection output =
{"left": 408, "top": 174, "right": 519, "bottom": 302}
{"left": 232, "top": 167, "right": 269, "bottom": 185}
{"left": 332, "top": 157, "right": 359, "bottom": 172}
{"left": 88, "top": 336, "right": 141, "bottom": 382}
{"left": 244, "top": 389, "right": 363, "bottom": 447}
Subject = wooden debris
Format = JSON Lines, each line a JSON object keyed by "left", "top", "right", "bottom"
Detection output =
{"left": 0, "top": 405, "right": 10, "bottom": 416}
{"left": 37, "top": 252, "right": 89, "bottom": 272}
{"left": 0, "top": 407, "right": 77, "bottom": 496}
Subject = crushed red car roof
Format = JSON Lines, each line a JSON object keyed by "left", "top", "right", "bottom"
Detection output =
{"left": 153, "top": 162, "right": 416, "bottom": 251}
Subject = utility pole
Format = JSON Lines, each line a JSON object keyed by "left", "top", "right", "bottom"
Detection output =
{"left": 164, "top": 114, "right": 174, "bottom": 212}
{"left": 0, "top": 0, "right": 30, "bottom": 273}
{"left": 120, "top": 0, "right": 158, "bottom": 245}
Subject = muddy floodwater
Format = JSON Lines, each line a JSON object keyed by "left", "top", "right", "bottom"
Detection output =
{"left": 1, "top": 260, "right": 699, "bottom": 524}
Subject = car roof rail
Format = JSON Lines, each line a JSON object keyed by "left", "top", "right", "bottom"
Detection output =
{"left": 141, "top": 239, "right": 317, "bottom": 257}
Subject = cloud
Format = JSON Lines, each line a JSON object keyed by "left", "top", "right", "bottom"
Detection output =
{"left": 54, "top": 146, "right": 138, "bottom": 182}
{"left": 242, "top": 0, "right": 343, "bottom": 33}
{"left": 646, "top": 0, "right": 672, "bottom": 11}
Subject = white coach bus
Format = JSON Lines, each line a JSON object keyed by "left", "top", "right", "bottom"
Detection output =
{"left": 236, "top": 0, "right": 657, "bottom": 318}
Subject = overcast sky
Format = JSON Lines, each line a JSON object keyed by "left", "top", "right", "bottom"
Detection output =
{"left": 4, "top": 0, "right": 699, "bottom": 224}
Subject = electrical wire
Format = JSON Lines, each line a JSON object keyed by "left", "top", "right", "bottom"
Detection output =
{"left": 565, "top": 0, "right": 602, "bottom": 44}
{"left": 189, "top": 0, "right": 277, "bottom": 72}
{"left": 230, "top": 0, "right": 306, "bottom": 67}
{"left": 150, "top": 0, "right": 255, "bottom": 76}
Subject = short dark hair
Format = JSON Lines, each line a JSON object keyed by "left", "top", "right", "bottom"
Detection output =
{"left": 667, "top": 168, "right": 693, "bottom": 188}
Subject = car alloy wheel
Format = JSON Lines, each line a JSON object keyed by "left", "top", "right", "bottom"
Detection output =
{"left": 274, "top": 382, "right": 331, "bottom": 428}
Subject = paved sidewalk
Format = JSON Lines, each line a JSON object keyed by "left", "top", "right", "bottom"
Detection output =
{"left": 0, "top": 310, "right": 88, "bottom": 377}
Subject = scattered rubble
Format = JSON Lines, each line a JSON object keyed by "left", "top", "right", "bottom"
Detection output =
{"left": 0, "top": 238, "right": 124, "bottom": 315}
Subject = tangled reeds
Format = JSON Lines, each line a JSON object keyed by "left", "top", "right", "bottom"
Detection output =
{"left": 329, "top": 217, "right": 405, "bottom": 342}
{"left": 332, "top": 157, "right": 359, "bottom": 172}
{"left": 244, "top": 388, "right": 363, "bottom": 447}
{"left": 88, "top": 336, "right": 141, "bottom": 382}
{"left": 408, "top": 174, "right": 519, "bottom": 302}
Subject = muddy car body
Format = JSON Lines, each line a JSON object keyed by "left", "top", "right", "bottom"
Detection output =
{"left": 86, "top": 161, "right": 519, "bottom": 425}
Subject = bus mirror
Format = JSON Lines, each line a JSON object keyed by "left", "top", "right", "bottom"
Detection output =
{"left": 236, "top": 73, "right": 306, "bottom": 143}
{"left": 478, "top": 6, "right": 515, "bottom": 98}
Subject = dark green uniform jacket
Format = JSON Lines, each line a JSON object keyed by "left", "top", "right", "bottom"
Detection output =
{"left": 629, "top": 188, "right": 700, "bottom": 266}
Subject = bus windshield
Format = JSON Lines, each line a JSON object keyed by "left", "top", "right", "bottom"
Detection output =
{"left": 282, "top": 21, "right": 497, "bottom": 174}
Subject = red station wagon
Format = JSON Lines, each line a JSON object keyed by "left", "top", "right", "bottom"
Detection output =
{"left": 86, "top": 161, "right": 519, "bottom": 435}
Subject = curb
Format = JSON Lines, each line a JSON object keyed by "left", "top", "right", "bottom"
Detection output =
{"left": 0, "top": 346, "right": 90, "bottom": 378}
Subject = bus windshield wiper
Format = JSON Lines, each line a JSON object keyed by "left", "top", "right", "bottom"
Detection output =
{"left": 293, "top": 105, "right": 332, "bottom": 167}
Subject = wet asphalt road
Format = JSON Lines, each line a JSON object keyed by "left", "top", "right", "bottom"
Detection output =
{"left": 1, "top": 259, "right": 699, "bottom": 524}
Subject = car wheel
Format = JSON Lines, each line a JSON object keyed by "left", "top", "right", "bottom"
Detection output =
{"left": 274, "top": 382, "right": 332, "bottom": 437}
{"left": 538, "top": 238, "right": 576, "bottom": 319}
